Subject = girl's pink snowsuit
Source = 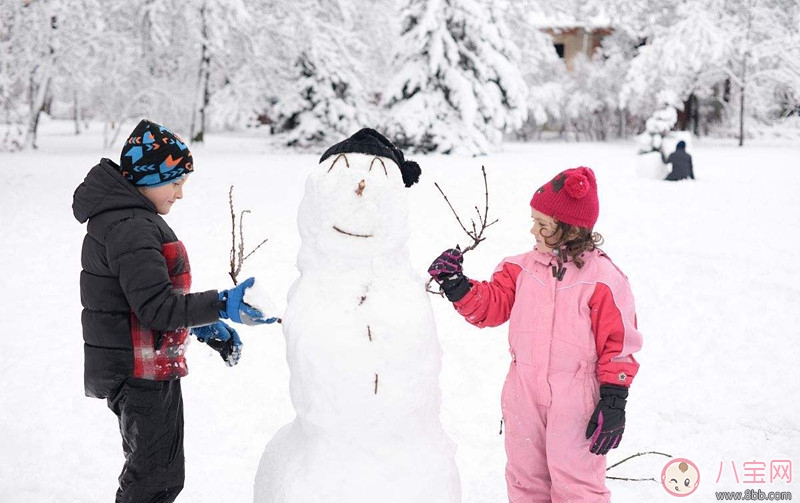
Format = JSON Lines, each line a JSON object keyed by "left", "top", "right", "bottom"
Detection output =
{"left": 454, "top": 248, "right": 642, "bottom": 503}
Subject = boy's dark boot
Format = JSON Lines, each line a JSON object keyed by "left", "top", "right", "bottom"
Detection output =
{"left": 107, "top": 378, "right": 185, "bottom": 503}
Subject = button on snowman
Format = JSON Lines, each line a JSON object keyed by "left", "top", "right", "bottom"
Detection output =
{"left": 254, "top": 129, "right": 461, "bottom": 503}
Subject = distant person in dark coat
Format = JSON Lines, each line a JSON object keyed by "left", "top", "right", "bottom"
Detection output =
{"left": 661, "top": 140, "right": 695, "bottom": 181}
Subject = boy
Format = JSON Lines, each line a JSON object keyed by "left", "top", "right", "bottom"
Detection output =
{"left": 72, "top": 119, "right": 274, "bottom": 503}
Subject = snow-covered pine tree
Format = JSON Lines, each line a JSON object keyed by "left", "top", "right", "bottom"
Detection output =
{"left": 381, "top": 0, "right": 528, "bottom": 155}
{"left": 270, "top": 0, "right": 368, "bottom": 148}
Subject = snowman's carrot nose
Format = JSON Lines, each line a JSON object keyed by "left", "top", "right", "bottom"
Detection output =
{"left": 355, "top": 179, "right": 365, "bottom": 197}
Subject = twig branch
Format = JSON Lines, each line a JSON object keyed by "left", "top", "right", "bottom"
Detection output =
{"left": 243, "top": 236, "right": 270, "bottom": 262}
{"left": 434, "top": 181, "right": 473, "bottom": 240}
{"left": 229, "top": 187, "right": 237, "bottom": 284}
{"left": 432, "top": 165, "right": 498, "bottom": 253}
{"left": 606, "top": 451, "right": 672, "bottom": 472}
{"left": 603, "top": 451, "right": 672, "bottom": 483}
{"left": 426, "top": 166, "right": 497, "bottom": 295}
{"left": 228, "top": 185, "right": 269, "bottom": 286}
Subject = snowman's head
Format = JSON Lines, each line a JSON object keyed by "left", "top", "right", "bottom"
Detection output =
{"left": 297, "top": 129, "right": 421, "bottom": 267}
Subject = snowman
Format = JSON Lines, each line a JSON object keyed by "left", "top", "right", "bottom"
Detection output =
{"left": 254, "top": 129, "right": 461, "bottom": 503}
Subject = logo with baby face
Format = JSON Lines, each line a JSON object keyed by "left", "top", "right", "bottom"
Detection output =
{"left": 661, "top": 458, "right": 700, "bottom": 497}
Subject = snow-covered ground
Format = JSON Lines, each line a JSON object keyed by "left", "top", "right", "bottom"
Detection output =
{"left": 1, "top": 120, "right": 798, "bottom": 502}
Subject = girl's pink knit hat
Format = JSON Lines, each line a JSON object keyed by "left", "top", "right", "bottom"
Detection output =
{"left": 530, "top": 166, "right": 599, "bottom": 229}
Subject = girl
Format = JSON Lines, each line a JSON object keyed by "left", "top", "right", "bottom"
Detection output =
{"left": 428, "top": 166, "right": 642, "bottom": 503}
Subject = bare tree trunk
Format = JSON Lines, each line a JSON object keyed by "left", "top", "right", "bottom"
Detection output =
{"left": 192, "top": 1, "right": 211, "bottom": 143}
{"left": 73, "top": 90, "right": 81, "bottom": 135}
{"left": 739, "top": 60, "right": 746, "bottom": 147}
{"left": 25, "top": 70, "right": 41, "bottom": 149}
{"left": 24, "top": 69, "right": 52, "bottom": 150}
{"left": 24, "top": 14, "right": 57, "bottom": 150}
{"left": 142, "top": 0, "right": 156, "bottom": 76}
{"left": 739, "top": 0, "right": 752, "bottom": 148}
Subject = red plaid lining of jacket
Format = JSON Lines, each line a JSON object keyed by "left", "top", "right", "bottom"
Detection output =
{"left": 131, "top": 241, "right": 192, "bottom": 381}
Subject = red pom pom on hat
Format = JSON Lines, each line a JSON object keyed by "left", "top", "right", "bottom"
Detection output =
{"left": 564, "top": 172, "right": 590, "bottom": 198}
{"left": 530, "top": 166, "right": 599, "bottom": 228}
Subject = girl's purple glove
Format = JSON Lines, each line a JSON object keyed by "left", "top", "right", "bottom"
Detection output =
{"left": 428, "top": 246, "right": 472, "bottom": 302}
{"left": 585, "top": 384, "right": 628, "bottom": 455}
{"left": 427, "top": 247, "right": 464, "bottom": 281}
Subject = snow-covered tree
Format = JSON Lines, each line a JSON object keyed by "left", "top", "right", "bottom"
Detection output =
{"left": 269, "top": 0, "right": 368, "bottom": 148}
{"left": 502, "top": 0, "right": 565, "bottom": 139}
{"left": 0, "top": 4, "right": 28, "bottom": 150}
{"left": 504, "top": 0, "right": 642, "bottom": 141}
{"left": 205, "top": 0, "right": 291, "bottom": 132}
{"left": 381, "top": 0, "right": 528, "bottom": 154}
{"left": 19, "top": 0, "right": 58, "bottom": 149}
{"left": 0, "top": 0, "right": 101, "bottom": 149}
{"left": 187, "top": 0, "right": 254, "bottom": 141}
{"left": 4, "top": 0, "right": 797, "bottom": 151}
{"left": 86, "top": 0, "right": 198, "bottom": 147}
{"left": 728, "top": 0, "right": 800, "bottom": 144}
{"left": 620, "top": 0, "right": 800, "bottom": 144}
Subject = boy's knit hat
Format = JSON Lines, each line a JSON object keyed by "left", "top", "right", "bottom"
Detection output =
{"left": 119, "top": 119, "right": 194, "bottom": 187}
{"left": 319, "top": 128, "right": 421, "bottom": 188}
{"left": 530, "top": 166, "right": 599, "bottom": 229}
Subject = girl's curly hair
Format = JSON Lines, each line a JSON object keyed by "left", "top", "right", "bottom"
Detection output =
{"left": 542, "top": 222, "right": 603, "bottom": 269}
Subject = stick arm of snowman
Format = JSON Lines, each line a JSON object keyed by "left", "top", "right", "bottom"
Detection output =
{"left": 426, "top": 165, "right": 498, "bottom": 295}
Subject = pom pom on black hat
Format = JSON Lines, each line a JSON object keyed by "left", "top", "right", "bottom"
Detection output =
{"left": 400, "top": 160, "right": 421, "bottom": 187}
{"left": 319, "top": 128, "right": 421, "bottom": 188}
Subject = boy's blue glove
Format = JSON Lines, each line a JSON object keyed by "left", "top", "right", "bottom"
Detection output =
{"left": 192, "top": 321, "right": 242, "bottom": 367}
{"left": 218, "top": 277, "right": 278, "bottom": 325}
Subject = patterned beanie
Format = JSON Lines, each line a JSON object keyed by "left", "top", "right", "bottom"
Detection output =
{"left": 119, "top": 119, "right": 194, "bottom": 187}
{"left": 319, "top": 128, "right": 421, "bottom": 188}
{"left": 530, "top": 166, "right": 599, "bottom": 229}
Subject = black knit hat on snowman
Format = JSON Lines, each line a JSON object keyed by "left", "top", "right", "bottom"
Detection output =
{"left": 319, "top": 128, "right": 421, "bottom": 188}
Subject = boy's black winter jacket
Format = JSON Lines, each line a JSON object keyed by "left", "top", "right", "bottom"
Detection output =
{"left": 73, "top": 159, "right": 219, "bottom": 398}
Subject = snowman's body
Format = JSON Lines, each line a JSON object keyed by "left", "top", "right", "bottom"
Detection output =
{"left": 254, "top": 152, "right": 461, "bottom": 503}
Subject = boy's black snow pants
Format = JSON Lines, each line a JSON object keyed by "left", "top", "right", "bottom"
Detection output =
{"left": 107, "top": 377, "right": 185, "bottom": 503}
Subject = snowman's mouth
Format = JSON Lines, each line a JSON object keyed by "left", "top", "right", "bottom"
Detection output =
{"left": 333, "top": 225, "right": 373, "bottom": 238}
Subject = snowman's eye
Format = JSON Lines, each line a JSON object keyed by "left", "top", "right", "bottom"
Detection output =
{"left": 369, "top": 157, "right": 387, "bottom": 176}
{"left": 328, "top": 154, "right": 349, "bottom": 172}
